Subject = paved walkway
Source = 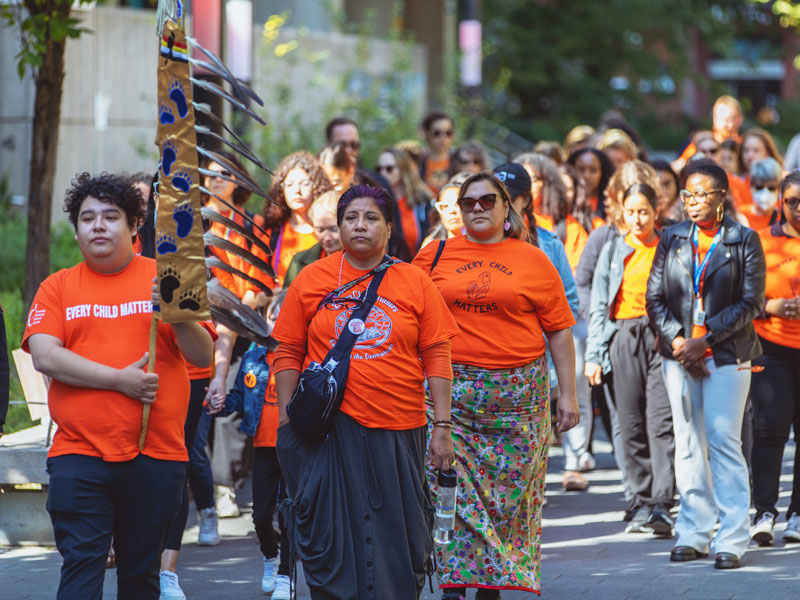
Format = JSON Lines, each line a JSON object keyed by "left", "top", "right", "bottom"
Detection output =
{"left": 2, "top": 431, "right": 797, "bottom": 599}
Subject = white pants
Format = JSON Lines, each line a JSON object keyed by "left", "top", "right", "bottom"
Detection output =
{"left": 563, "top": 319, "right": 594, "bottom": 471}
{"left": 662, "top": 357, "right": 751, "bottom": 558}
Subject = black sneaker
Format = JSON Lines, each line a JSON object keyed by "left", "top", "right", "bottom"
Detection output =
{"left": 647, "top": 505, "right": 674, "bottom": 537}
{"left": 625, "top": 505, "right": 653, "bottom": 533}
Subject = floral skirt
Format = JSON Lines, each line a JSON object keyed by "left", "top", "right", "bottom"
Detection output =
{"left": 427, "top": 356, "right": 550, "bottom": 594}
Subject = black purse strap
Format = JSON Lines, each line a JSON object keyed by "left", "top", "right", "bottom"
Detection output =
{"left": 429, "top": 239, "right": 446, "bottom": 274}
{"left": 316, "top": 255, "right": 399, "bottom": 312}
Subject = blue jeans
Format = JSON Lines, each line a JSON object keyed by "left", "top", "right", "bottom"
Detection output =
{"left": 47, "top": 453, "right": 184, "bottom": 600}
{"left": 662, "top": 357, "right": 751, "bottom": 558}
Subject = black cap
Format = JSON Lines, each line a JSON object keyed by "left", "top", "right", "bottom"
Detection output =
{"left": 438, "top": 468, "right": 458, "bottom": 487}
{"left": 493, "top": 162, "right": 531, "bottom": 200}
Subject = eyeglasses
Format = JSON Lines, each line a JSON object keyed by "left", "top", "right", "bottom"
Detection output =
{"left": 457, "top": 193, "right": 498, "bottom": 213}
{"left": 376, "top": 165, "right": 396, "bottom": 174}
{"left": 679, "top": 188, "right": 724, "bottom": 205}
{"left": 753, "top": 184, "right": 778, "bottom": 192}
{"left": 784, "top": 197, "right": 800, "bottom": 210}
{"left": 434, "top": 200, "right": 459, "bottom": 214}
{"left": 322, "top": 296, "right": 363, "bottom": 311}
{"left": 206, "top": 170, "right": 232, "bottom": 179}
{"left": 432, "top": 129, "right": 453, "bottom": 138}
{"left": 700, "top": 147, "right": 720, "bottom": 155}
{"left": 283, "top": 179, "right": 313, "bottom": 191}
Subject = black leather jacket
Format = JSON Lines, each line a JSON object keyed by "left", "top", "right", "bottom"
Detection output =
{"left": 645, "top": 216, "right": 766, "bottom": 366}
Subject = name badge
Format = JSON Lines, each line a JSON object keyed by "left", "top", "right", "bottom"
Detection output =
{"left": 693, "top": 298, "right": 706, "bottom": 327}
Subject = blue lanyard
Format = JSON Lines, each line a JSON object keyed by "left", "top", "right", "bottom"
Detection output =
{"left": 691, "top": 225, "right": 723, "bottom": 298}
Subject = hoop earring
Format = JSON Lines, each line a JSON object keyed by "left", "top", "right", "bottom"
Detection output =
{"left": 716, "top": 202, "right": 724, "bottom": 222}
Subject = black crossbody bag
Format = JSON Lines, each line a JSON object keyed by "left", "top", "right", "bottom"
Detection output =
{"left": 287, "top": 257, "right": 397, "bottom": 442}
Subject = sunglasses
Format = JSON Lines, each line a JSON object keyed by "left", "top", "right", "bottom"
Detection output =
{"left": 784, "top": 197, "right": 800, "bottom": 210}
{"left": 207, "top": 170, "right": 232, "bottom": 179}
{"left": 341, "top": 141, "right": 361, "bottom": 150}
{"left": 434, "top": 200, "right": 459, "bottom": 214}
{"left": 432, "top": 129, "right": 453, "bottom": 138}
{"left": 753, "top": 184, "right": 778, "bottom": 192}
{"left": 457, "top": 193, "right": 498, "bottom": 213}
{"left": 376, "top": 165, "right": 396, "bottom": 174}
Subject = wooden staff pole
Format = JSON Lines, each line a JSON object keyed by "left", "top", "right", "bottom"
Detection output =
{"left": 137, "top": 315, "right": 159, "bottom": 450}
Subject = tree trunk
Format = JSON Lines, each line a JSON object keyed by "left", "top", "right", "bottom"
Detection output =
{"left": 22, "top": 1, "right": 71, "bottom": 311}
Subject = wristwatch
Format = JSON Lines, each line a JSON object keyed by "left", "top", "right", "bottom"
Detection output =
{"left": 703, "top": 331, "right": 716, "bottom": 347}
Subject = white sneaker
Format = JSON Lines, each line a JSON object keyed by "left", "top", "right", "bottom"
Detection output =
{"left": 272, "top": 575, "right": 292, "bottom": 600}
{"left": 783, "top": 513, "right": 800, "bottom": 542}
{"left": 750, "top": 511, "right": 775, "bottom": 546}
{"left": 578, "top": 451, "right": 596, "bottom": 472}
{"left": 215, "top": 485, "right": 240, "bottom": 518}
{"left": 159, "top": 570, "right": 186, "bottom": 600}
{"left": 197, "top": 507, "right": 220, "bottom": 546}
{"left": 261, "top": 557, "right": 278, "bottom": 593}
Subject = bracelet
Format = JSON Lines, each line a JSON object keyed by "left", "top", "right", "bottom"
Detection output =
{"left": 432, "top": 420, "right": 451, "bottom": 428}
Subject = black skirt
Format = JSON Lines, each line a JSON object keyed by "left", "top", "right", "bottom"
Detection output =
{"left": 276, "top": 412, "right": 433, "bottom": 600}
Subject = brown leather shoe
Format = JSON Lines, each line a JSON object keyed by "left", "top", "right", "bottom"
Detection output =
{"left": 669, "top": 545, "right": 708, "bottom": 562}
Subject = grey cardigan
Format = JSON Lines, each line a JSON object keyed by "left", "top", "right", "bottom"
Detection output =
{"left": 585, "top": 233, "right": 649, "bottom": 373}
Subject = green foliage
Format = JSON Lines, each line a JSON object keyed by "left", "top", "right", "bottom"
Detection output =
{"left": 481, "top": 0, "right": 751, "bottom": 149}
{"left": 251, "top": 11, "right": 433, "bottom": 184}
{"left": 1, "top": 289, "right": 34, "bottom": 435}
{"left": 2, "top": 0, "right": 93, "bottom": 80}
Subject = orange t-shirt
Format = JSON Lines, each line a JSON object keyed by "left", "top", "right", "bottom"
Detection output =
{"left": 425, "top": 156, "right": 450, "bottom": 194}
{"left": 754, "top": 224, "right": 800, "bottom": 349}
{"left": 22, "top": 256, "right": 210, "bottom": 462}
{"left": 742, "top": 206, "right": 776, "bottom": 232}
{"left": 273, "top": 253, "right": 459, "bottom": 430}
{"left": 613, "top": 233, "right": 659, "bottom": 320}
{"left": 729, "top": 173, "right": 752, "bottom": 210}
{"left": 253, "top": 351, "right": 280, "bottom": 447}
{"left": 208, "top": 208, "right": 266, "bottom": 299}
{"left": 563, "top": 215, "right": 589, "bottom": 273}
{"left": 413, "top": 236, "right": 576, "bottom": 368}
{"left": 250, "top": 221, "right": 317, "bottom": 288}
{"left": 535, "top": 213, "right": 555, "bottom": 231}
{"left": 397, "top": 196, "right": 422, "bottom": 252}
{"left": 187, "top": 321, "right": 218, "bottom": 380}
{"left": 691, "top": 227, "right": 720, "bottom": 355}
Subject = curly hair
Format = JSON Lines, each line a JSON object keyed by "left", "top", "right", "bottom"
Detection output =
{"left": 64, "top": 172, "right": 144, "bottom": 234}
{"left": 264, "top": 151, "right": 332, "bottom": 228}
{"left": 513, "top": 153, "right": 569, "bottom": 223}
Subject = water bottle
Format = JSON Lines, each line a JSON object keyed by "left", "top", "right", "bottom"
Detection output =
{"left": 434, "top": 469, "right": 457, "bottom": 543}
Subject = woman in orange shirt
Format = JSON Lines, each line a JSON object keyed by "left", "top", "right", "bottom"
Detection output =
{"left": 585, "top": 183, "right": 675, "bottom": 536}
{"left": 376, "top": 147, "right": 434, "bottom": 253}
{"left": 421, "top": 172, "right": 470, "bottom": 248}
{"left": 749, "top": 171, "right": 800, "bottom": 546}
{"left": 273, "top": 185, "right": 459, "bottom": 599}
{"left": 567, "top": 147, "right": 615, "bottom": 229}
{"left": 413, "top": 172, "right": 578, "bottom": 598}
{"left": 255, "top": 152, "right": 332, "bottom": 288}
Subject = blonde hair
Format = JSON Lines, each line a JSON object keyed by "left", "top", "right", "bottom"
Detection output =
{"left": 564, "top": 125, "right": 595, "bottom": 155}
{"left": 459, "top": 171, "right": 531, "bottom": 244}
{"left": 605, "top": 160, "right": 662, "bottom": 228}
{"left": 714, "top": 95, "right": 742, "bottom": 115}
{"left": 308, "top": 190, "right": 339, "bottom": 222}
{"left": 596, "top": 128, "right": 637, "bottom": 161}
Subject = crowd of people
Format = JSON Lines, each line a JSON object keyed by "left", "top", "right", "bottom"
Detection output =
{"left": 14, "top": 93, "right": 800, "bottom": 600}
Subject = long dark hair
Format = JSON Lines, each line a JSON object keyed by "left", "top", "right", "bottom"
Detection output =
{"left": 138, "top": 172, "right": 159, "bottom": 258}
{"left": 566, "top": 148, "right": 615, "bottom": 220}
{"left": 559, "top": 163, "right": 594, "bottom": 233}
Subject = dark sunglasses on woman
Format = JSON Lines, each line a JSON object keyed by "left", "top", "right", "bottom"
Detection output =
{"left": 457, "top": 193, "right": 497, "bottom": 213}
